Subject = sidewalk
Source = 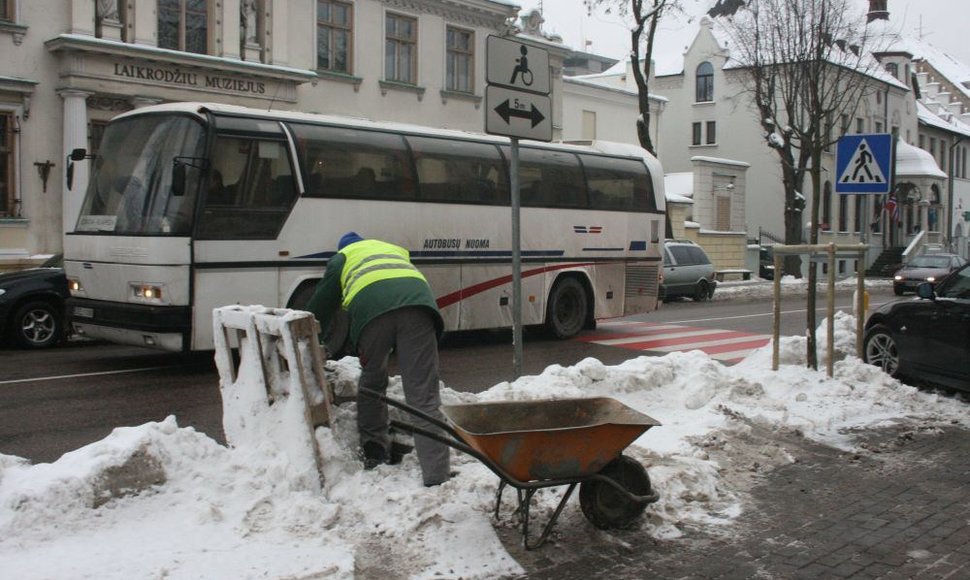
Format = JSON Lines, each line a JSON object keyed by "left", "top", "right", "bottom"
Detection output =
{"left": 501, "top": 421, "right": 970, "bottom": 579}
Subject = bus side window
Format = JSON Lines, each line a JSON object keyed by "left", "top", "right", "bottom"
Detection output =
{"left": 288, "top": 123, "right": 414, "bottom": 201}
{"left": 518, "top": 148, "right": 586, "bottom": 208}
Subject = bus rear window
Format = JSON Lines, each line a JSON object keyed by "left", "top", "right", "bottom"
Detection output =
{"left": 580, "top": 154, "right": 657, "bottom": 212}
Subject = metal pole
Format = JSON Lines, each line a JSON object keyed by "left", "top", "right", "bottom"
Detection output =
{"left": 511, "top": 137, "right": 523, "bottom": 379}
{"left": 856, "top": 249, "right": 865, "bottom": 359}
{"left": 772, "top": 252, "right": 782, "bottom": 371}
{"left": 826, "top": 243, "right": 835, "bottom": 378}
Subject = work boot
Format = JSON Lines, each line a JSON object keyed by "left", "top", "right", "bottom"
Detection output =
{"left": 362, "top": 442, "right": 387, "bottom": 470}
{"left": 389, "top": 441, "right": 414, "bottom": 465}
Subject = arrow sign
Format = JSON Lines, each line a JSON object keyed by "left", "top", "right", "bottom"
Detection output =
{"left": 485, "top": 86, "right": 552, "bottom": 141}
{"left": 495, "top": 99, "right": 545, "bottom": 128}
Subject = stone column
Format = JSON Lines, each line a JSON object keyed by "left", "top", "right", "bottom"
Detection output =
{"left": 920, "top": 199, "right": 930, "bottom": 235}
{"left": 60, "top": 89, "right": 92, "bottom": 236}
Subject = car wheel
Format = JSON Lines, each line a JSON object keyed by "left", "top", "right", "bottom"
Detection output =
{"left": 545, "top": 277, "right": 588, "bottom": 339}
{"left": 863, "top": 324, "right": 900, "bottom": 377}
{"left": 10, "top": 300, "right": 63, "bottom": 349}
{"left": 893, "top": 286, "right": 904, "bottom": 296}
{"left": 693, "top": 280, "right": 711, "bottom": 302}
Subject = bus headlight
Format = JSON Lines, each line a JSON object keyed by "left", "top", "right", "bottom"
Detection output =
{"left": 130, "top": 282, "right": 166, "bottom": 304}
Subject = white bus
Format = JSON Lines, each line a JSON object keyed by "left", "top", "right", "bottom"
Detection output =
{"left": 64, "top": 102, "right": 666, "bottom": 352}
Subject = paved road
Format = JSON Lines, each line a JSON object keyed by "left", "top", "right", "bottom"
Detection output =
{"left": 500, "top": 422, "right": 970, "bottom": 579}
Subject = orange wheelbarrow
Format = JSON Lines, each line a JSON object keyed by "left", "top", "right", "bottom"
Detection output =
{"left": 359, "top": 388, "right": 661, "bottom": 549}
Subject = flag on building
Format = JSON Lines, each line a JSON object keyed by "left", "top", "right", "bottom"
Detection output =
{"left": 884, "top": 194, "right": 899, "bottom": 222}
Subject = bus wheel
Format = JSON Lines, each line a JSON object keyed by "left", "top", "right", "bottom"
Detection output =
{"left": 545, "top": 277, "right": 588, "bottom": 339}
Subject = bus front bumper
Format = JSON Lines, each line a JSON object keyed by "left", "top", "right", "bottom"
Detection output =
{"left": 66, "top": 297, "right": 191, "bottom": 351}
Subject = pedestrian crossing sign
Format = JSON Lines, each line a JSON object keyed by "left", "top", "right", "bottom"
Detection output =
{"left": 835, "top": 133, "right": 893, "bottom": 194}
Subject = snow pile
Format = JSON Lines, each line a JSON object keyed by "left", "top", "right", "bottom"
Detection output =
{"left": 0, "top": 313, "right": 965, "bottom": 579}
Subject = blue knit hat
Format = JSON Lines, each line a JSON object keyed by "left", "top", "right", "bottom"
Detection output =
{"left": 338, "top": 231, "right": 364, "bottom": 250}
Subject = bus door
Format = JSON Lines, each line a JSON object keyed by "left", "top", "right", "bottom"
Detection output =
{"left": 192, "top": 115, "right": 300, "bottom": 349}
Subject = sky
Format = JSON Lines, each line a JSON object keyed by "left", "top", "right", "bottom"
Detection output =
{"left": 516, "top": 0, "right": 970, "bottom": 69}
{"left": 2, "top": 280, "right": 968, "bottom": 579}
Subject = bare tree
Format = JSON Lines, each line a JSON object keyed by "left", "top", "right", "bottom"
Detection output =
{"left": 584, "top": 0, "right": 681, "bottom": 157}
{"left": 715, "top": 0, "right": 884, "bottom": 368}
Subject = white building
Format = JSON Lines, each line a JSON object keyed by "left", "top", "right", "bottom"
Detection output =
{"left": 2, "top": 0, "right": 597, "bottom": 270}
{"left": 572, "top": 0, "right": 970, "bottom": 270}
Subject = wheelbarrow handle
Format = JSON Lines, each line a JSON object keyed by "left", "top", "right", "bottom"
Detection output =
{"left": 357, "top": 387, "right": 464, "bottom": 442}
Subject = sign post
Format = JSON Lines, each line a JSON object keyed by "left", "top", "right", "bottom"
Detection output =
{"left": 486, "top": 35, "right": 552, "bottom": 378}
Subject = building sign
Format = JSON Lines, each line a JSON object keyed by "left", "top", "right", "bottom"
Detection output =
{"left": 113, "top": 63, "right": 267, "bottom": 95}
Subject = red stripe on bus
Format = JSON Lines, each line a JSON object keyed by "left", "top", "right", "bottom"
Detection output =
{"left": 436, "top": 262, "right": 598, "bottom": 309}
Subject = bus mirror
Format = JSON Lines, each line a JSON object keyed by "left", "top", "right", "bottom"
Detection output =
{"left": 66, "top": 162, "right": 75, "bottom": 191}
{"left": 70, "top": 148, "right": 88, "bottom": 161}
{"left": 171, "top": 161, "right": 186, "bottom": 197}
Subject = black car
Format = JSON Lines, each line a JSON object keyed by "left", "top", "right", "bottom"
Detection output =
{"left": 0, "top": 254, "right": 70, "bottom": 349}
{"left": 863, "top": 262, "right": 970, "bottom": 391}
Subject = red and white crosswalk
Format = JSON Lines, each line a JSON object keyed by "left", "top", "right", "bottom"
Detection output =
{"left": 577, "top": 320, "right": 771, "bottom": 364}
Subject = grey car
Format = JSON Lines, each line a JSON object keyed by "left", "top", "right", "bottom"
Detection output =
{"left": 661, "top": 240, "right": 717, "bottom": 301}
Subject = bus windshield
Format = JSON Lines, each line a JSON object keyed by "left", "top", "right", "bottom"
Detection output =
{"left": 76, "top": 115, "right": 206, "bottom": 235}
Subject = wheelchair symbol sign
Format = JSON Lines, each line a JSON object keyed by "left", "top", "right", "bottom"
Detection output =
{"left": 487, "top": 36, "right": 549, "bottom": 95}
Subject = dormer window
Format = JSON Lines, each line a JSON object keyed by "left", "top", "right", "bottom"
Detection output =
{"left": 886, "top": 62, "right": 899, "bottom": 80}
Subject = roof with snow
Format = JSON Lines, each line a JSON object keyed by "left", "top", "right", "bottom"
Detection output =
{"left": 895, "top": 139, "right": 947, "bottom": 179}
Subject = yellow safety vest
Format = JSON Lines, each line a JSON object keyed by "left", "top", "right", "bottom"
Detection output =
{"left": 339, "top": 239, "right": 427, "bottom": 308}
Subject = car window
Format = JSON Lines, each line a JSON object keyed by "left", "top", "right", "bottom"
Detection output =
{"left": 939, "top": 266, "right": 970, "bottom": 299}
{"left": 686, "top": 246, "right": 710, "bottom": 265}
{"left": 669, "top": 246, "right": 694, "bottom": 265}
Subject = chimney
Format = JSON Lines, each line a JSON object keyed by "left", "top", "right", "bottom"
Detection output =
{"left": 868, "top": 0, "right": 889, "bottom": 23}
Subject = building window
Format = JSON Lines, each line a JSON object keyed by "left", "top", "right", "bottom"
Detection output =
{"left": 317, "top": 1, "right": 352, "bottom": 73}
{"left": 874, "top": 121, "right": 882, "bottom": 133}
{"left": 822, "top": 181, "right": 832, "bottom": 229}
{"left": 706, "top": 121, "right": 716, "bottom": 144}
{"left": 856, "top": 118, "right": 864, "bottom": 133}
{"left": 0, "top": 112, "right": 14, "bottom": 216}
{"left": 0, "top": 0, "right": 13, "bottom": 21}
{"left": 838, "top": 192, "right": 848, "bottom": 231}
{"left": 854, "top": 195, "right": 863, "bottom": 232}
{"left": 919, "top": 134, "right": 925, "bottom": 149}
{"left": 446, "top": 27, "right": 474, "bottom": 93}
{"left": 695, "top": 62, "right": 714, "bottom": 102}
{"left": 963, "top": 147, "right": 967, "bottom": 179}
{"left": 886, "top": 62, "right": 898, "bottom": 79}
{"left": 385, "top": 13, "right": 417, "bottom": 84}
{"left": 692, "top": 122, "right": 702, "bottom": 146}
{"left": 840, "top": 114, "right": 850, "bottom": 136}
{"left": 158, "top": 0, "right": 208, "bottom": 54}
{"left": 581, "top": 110, "right": 596, "bottom": 141}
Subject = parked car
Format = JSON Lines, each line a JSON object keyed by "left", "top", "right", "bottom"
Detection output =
{"left": 661, "top": 240, "right": 716, "bottom": 301}
{"left": 0, "top": 254, "right": 70, "bottom": 349}
{"left": 759, "top": 246, "right": 775, "bottom": 280}
{"left": 863, "top": 263, "right": 970, "bottom": 391}
{"left": 892, "top": 253, "right": 966, "bottom": 295}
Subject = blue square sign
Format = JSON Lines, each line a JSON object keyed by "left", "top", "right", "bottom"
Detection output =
{"left": 835, "top": 134, "right": 893, "bottom": 194}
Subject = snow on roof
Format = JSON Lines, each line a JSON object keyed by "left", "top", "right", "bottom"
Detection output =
{"left": 664, "top": 172, "right": 694, "bottom": 198}
{"left": 917, "top": 101, "right": 970, "bottom": 139}
{"left": 895, "top": 139, "right": 946, "bottom": 179}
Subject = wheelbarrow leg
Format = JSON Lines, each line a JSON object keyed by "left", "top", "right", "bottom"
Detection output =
{"left": 498, "top": 483, "right": 578, "bottom": 550}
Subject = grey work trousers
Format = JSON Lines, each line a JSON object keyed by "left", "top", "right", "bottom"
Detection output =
{"left": 356, "top": 306, "right": 451, "bottom": 486}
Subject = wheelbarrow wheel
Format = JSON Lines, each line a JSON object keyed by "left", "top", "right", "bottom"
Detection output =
{"left": 579, "top": 455, "right": 651, "bottom": 530}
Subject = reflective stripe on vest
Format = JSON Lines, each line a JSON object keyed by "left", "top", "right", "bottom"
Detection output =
{"left": 339, "top": 240, "right": 427, "bottom": 308}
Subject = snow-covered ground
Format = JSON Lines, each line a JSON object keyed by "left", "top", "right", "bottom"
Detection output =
{"left": 2, "top": 304, "right": 964, "bottom": 579}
